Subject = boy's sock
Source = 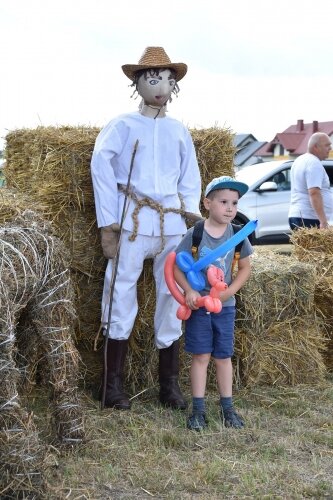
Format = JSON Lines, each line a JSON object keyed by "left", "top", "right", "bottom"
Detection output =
{"left": 220, "top": 396, "right": 233, "bottom": 412}
{"left": 192, "top": 396, "right": 206, "bottom": 415}
{"left": 187, "top": 397, "right": 207, "bottom": 431}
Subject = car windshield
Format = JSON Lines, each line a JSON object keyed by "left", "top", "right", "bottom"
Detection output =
{"left": 235, "top": 162, "right": 289, "bottom": 188}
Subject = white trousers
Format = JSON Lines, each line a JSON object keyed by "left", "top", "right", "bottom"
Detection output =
{"left": 101, "top": 231, "right": 182, "bottom": 349}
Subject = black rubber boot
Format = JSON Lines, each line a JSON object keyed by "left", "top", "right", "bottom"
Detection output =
{"left": 159, "top": 340, "right": 187, "bottom": 410}
{"left": 101, "top": 338, "right": 131, "bottom": 410}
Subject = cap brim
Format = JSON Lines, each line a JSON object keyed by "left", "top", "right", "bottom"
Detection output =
{"left": 205, "top": 181, "right": 248, "bottom": 198}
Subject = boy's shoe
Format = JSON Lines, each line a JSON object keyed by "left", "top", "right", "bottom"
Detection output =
{"left": 187, "top": 413, "right": 208, "bottom": 431}
{"left": 221, "top": 407, "right": 245, "bottom": 429}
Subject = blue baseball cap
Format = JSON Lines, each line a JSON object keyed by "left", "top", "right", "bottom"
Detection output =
{"left": 204, "top": 175, "right": 249, "bottom": 198}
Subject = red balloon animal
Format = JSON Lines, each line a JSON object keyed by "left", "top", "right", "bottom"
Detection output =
{"left": 164, "top": 252, "right": 228, "bottom": 320}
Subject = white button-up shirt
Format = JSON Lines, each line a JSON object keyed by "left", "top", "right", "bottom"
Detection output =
{"left": 91, "top": 112, "right": 201, "bottom": 236}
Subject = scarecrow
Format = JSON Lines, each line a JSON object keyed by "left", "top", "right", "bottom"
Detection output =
{"left": 91, "top": 46, "right": 202, "bottom": 410}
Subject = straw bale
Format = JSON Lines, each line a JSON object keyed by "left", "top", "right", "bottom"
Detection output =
{"left": 0, "top": 186, "right": 46, "bottom": 224}
{"left": 190, "top": 126, "right": 236, "bottom": 215}
{"left": 235, "top": 319, "right": 327, "bottom": 386}
{"left": 5, "top": 127, "right": 102, "bottom": 273}
{"left": 5, "top": 126, "right": 99, "bottom": 209}
{"left": 4, "top": 125, "right": 235, "bottom": 272}
{"left": 3, "top": 125, "right": 235, "bottom": 372}
{"left": 237, "top": 249, "right": 317, "bottom": 329}
{"left": 234, "top": 248, "right": 327, "bottom": 386}
{"left": 290, "top": 227, "right": 333, "bottom": 370}
{"left": 290, "top": 226, "right": 333, "bottom": 257}
{"left": 190, "top": 126, "right": 235, "bottom": 181}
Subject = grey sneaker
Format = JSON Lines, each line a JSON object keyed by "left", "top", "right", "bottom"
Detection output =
{"left": 221, "top": 407, "right": 245, "bottom": 429}
{"left": 187, "top": 413, "right": 208, "bottom": 431}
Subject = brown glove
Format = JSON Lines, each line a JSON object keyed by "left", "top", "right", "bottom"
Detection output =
{"left": 184, "top": 211, "right": 204, "bottom": 224}
{"left": 100, "top": 224, "right": 121, "bottom": 259}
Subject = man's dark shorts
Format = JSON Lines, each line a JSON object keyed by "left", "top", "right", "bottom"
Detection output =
{"left": 289, "top": 217, "right": 320, "bottom": 230}
{"left": 185, "top": 305, "right": 236, "bottom": 359}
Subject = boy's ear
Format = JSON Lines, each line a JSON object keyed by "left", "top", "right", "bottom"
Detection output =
{"left": 203, "top": 197, "right": 210, "bottom": 210}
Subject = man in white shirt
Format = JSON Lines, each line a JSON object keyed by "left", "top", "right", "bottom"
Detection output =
{"left": 288, "top": 132, "right": 332, "bottom": 230}
{"left": 91, "top": 47, "right": 202, "bottom": 411}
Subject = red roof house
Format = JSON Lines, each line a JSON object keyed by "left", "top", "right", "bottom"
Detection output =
{"left": 256, "top": 120, "right": 333, "bottom": 160}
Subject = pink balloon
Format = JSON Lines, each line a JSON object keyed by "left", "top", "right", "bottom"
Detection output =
{"left": 176, "top": 305, "right": 192, "bottom": 320}
{"left": 164, "top": 252, "right": 227, "bottom": 318}
{"left": 164, "top": 252, "right": 187, "bottom": 305}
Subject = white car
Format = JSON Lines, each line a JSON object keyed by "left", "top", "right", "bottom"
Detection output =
{"left": 234, "top": 159, "right": 333, "bottom": 244}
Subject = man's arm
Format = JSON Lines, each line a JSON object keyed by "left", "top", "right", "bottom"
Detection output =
{"left": 308, "top": 187, "right": 329, "bottom": 228}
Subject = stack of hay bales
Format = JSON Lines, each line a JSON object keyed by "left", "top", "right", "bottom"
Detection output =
{"left": 290, "top": 227, "right": 333, "bottom": 371}
{"left": 235, "top": 248, "right": 327, "bottom": 386}
{"left": 4, "top": 125, "right": 235, "bottom": 392}
{"left": 4, "top": 127, "right": 104, "bottom": 348}
{"left": 0, "top": 210, "right": 84, "bottom": 498}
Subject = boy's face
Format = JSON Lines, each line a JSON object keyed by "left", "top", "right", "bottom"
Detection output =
{"left": 204, "top": 188, "right": 239, "bottom": 224}
{"left": 137, "top": 68, "right": 176, "bottom": 107}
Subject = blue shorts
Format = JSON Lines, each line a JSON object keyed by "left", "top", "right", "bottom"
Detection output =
{"left": 184, "top": 306, "right": 236, "bottom": 359}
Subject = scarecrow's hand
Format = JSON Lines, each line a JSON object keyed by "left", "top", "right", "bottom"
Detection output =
{"left": 101, "top": 224, "right": 120, "bottom": 259}
{"left": 184, "top": 211, "right": 204, "bottom": 224}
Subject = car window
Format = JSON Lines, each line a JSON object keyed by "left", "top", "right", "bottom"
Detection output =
{"left": 324, "top": 165, "right": 333, "bottom": 186}
{"left": 267, "top": 168, "right": 291, "bottom": 191}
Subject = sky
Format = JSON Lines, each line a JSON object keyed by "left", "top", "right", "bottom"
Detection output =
{"left": 1, "top": 0, "right": 333, "bottom": 151}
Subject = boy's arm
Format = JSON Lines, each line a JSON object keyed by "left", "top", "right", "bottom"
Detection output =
{"left": 173, "top": 264, "right": 201, "bottom": 310}
{"left": 218, "top": 256, "right": 251, "bottom": 303}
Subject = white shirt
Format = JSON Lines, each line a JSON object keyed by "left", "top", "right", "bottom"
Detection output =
{"left": 91, "top": 112, "right": 201, "bottom": 236}
{"left": 288, "top": 153, "right": 333, "bottom": 219}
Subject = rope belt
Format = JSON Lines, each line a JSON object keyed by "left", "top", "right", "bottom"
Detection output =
{"left": 118, "top": 184, "right": 185, "bottom": 253}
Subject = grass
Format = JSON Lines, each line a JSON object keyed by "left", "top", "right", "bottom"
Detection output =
{"left": 25, "top": 375, "right": 333, "bottom": 499}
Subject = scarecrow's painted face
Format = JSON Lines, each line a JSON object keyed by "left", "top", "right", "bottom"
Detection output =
{"left": 137, "top": 68, "right": 176, "bottom": 107}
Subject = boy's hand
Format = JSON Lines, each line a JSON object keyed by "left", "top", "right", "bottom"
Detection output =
{"left": 218, "top": 289, "right": 234, "bottom": 303}
{"left": 184, "top": 289, "right": 201, "bottom": 310}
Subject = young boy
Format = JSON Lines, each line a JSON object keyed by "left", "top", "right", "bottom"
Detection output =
{"left": 174, "top": 175, "right": 253, "bottom": 431}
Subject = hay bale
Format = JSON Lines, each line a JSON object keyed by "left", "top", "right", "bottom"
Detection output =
{"left": 4, "top": 127, "right": 103, "bottom": 273}
{"left": 4, "top": 125, "right": 235, "bottom": 273}
{"left": 290, "top": 227, "right": 333, "bottom": 370}
{"left": 190, "top": 126, "right": 235, "bottom": 180}
{"left": 190, "top": 126, "right": 236, "bottom": 215}
{"left": 236, "top": 320, "right": 327, "bottom": 386}
{"left": 235, "top": 248, "right": 327, "bottom": 386}
{"left": 0, "top": 187, "right": 46, "bottom": 224}
{"left": 3, "top": 125, "right": 236, "bottom": 391}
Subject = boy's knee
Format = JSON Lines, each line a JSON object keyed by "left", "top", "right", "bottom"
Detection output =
{"left": 193, "top": 353, "right": 211, "bottom": 365}
{"left": 214, "top": 356, "right": 231, "bottom": 365}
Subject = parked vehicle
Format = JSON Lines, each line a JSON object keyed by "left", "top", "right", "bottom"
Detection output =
{"left": 234, "top": 159, "right": 333, "bottom": 244}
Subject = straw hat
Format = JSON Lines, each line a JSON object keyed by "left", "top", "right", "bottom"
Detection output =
{"left": 122, "top": 46, "right": 187, "bottom": 82}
